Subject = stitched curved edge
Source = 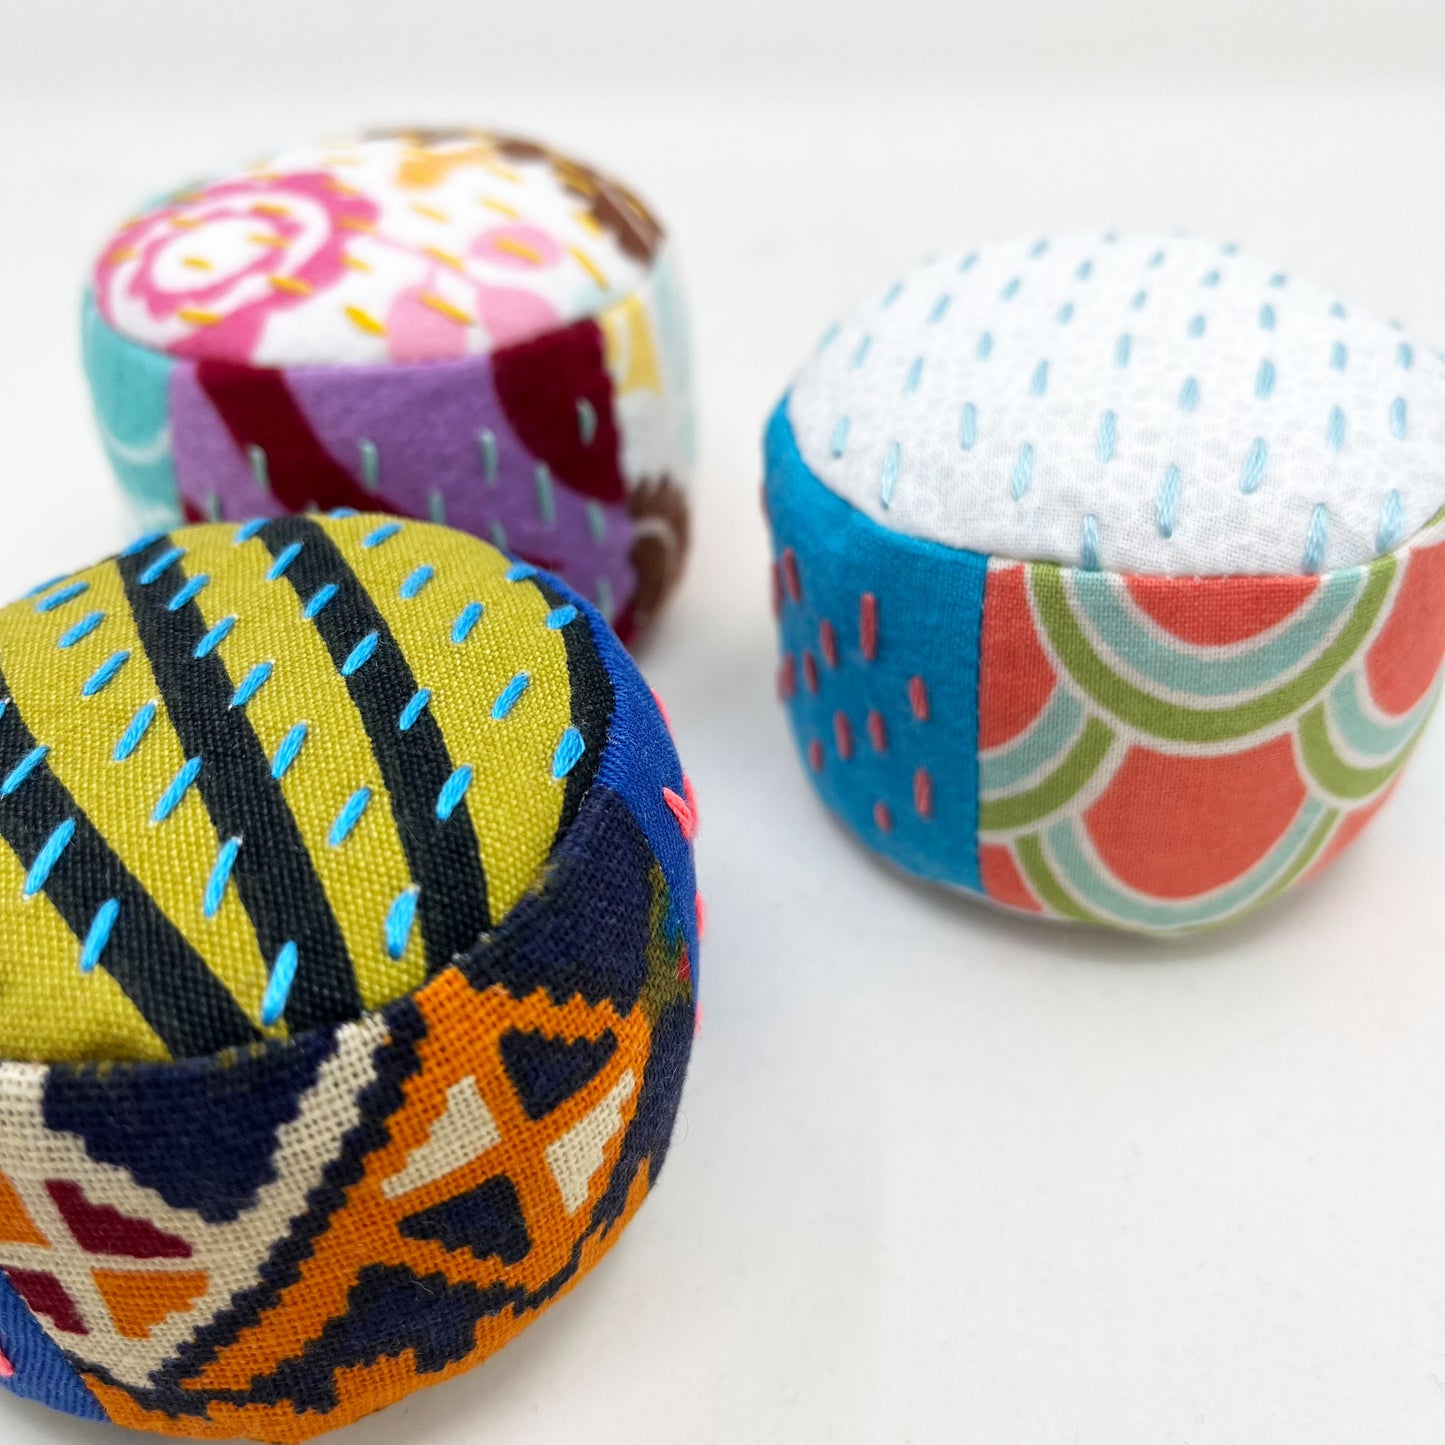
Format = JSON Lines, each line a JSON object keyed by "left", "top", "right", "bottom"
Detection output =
{"left": 0, "top": 555, "right": 692, "bottom": 1074}
{"left": 84, "top": 252, "right": 674, "bottom": 374}
{"left": 782, "top": 391, "right": 1445, "bottom": 579}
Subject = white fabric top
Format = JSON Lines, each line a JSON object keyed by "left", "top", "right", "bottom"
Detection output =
{"left": 786, "top": 235, "right": 1445, "bottom": 575}
{"left": 93, "top": 134, "right": 660, "bottom": 367}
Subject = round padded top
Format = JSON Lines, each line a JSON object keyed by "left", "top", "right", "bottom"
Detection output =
{"left": 786, "top": 235, "right": 1445, "bottom": 576}
{"left": 0, "top": 513, "right": 612, "bottom": 1065}
{"left": 91, "top": 130, "right": 665, "bottom": 368}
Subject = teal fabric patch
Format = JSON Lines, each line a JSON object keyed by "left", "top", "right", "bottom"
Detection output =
{"left": 765, "top": 398, "right": 988, "bottom": 892}
{"left": 80, "top": 291, "right": 183, "bottom": 532}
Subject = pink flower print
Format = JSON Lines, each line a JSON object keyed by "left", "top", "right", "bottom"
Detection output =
{"left": 469, "top": 224, "right": 565, "bottom": 348}
{"left": 385, "top": 275, "right": 473, "bottom": 363}
{"left": 93, "top": 172, "right": 379, "bottom": 364}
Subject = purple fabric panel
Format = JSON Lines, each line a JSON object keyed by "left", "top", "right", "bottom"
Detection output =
{"left": 168, "top": 354, "right": 636, "bottom": 612}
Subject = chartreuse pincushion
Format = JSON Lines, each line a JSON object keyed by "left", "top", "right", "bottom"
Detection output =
{"left": 82, "top": 129, "right": 693, "bottom": 645}
{"left": 765, "top": 235, "right": 1445, "bottom": 932}
{"left": 0, "top": 512, "right": 699, "bottom": 1439}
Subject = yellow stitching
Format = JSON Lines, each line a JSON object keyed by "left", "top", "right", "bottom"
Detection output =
{"left": 341, "top": 252, "right": 372, "bottom": 272}
{"left": 424, "top": 245, "right": 465, "bottom": 271}
{"left": 492, "top": 237, "right": 543, "bottom": 265}
{"left": 251, "top": 202, "right": 291, "bottom": 218}
{"left": 344, "top": 304, "right": 387, "bottom": 336}
{"left": 182, "top": 257, "right": 213, "bottom": 272}
{"left": 178, "top": 307, "right": 221, "bottom": 325}
{"left": 567, "top": 246, "right": 608, "bottom": 288}
{"left": 270, "top": 275, "right": 312, "bottom": 295}
{"left": 420, "top": 293, "right": 473, "bottom": 325}
{"left": 249, "top": 233, "right": 287, "bottom": 248}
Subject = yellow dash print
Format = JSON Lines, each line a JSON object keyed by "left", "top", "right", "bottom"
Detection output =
{"left": 107, "top": 246, "right": 138, "bottom": 265}
{"left": 170, "top": 216, "right": 203, "bottom": 230}
{"left": 249, "top": 232, "right": 287, "bottom": 248}
{"left": 345, "top": 304, "right": 387, "bottom": 337}
{"left": 341, "top": 252, "right": 373, "bottom": 272}
{"left": 493, "top": 237, "right": 544, "bottom": 265}
{"left": 424, "top": 245, "right": 465, "bottom": 271}
{"left": 573, "top": 209, "right": 603, "bottom": 237}
{"left": 567, "top": 246, "right": 609, "bottom": 289}
{"left": 270, "top": 275, "right": 313, "bottom": 296}
{"left": 421, "top": 293, "right": 474, "bottom": 326}
{"left": 558, "top": 165, "right": 597, "bottom": 197}
{"left": 178, "top": 307, "right": 222, "bottom": 326}
{"left": 340, "top": 217, "right": 377, "bottom": 233}
{"left": 411, "top": 202, "right": 449, "bottom": 223}
{"left": 252, "top": 202, "right": 291, "bottom": 218}
{"left": 480, "top": 197, "right": 521, "bottom": 220}
{"left": 182, "top": 257, "right": 214, "bottom": 272}
{"left": 327, "top": 179, "right": 364, "bottom": 197}
{"left": 479, "top": 159, "right": 523, "bottom": 184}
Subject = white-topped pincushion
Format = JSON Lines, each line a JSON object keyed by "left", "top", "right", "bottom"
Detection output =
{"left": 787, "top": 235, "right": 1445, "bottom": 576}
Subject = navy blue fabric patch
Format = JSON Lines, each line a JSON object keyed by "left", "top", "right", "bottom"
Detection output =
{"left": 43, "top": 1028, "right": 332, "bottom": 1225}
{"left": 460, "top": 784, "right": 656, "bottom": 1014}
{"left": 246, "top": 1264, "right": 512, "bottom": 1414}
{"left": 765, "top": 398, "right": 989, "bottom": 891}
{"left": 581, "top": 600, "right": 699, "bottom": 978}
{"left": 500, "top": 1028, "right": 618, "bottom": 1120}
{"left": 399, "top": 1175, "right": 532, "bottom": 1265}
{"left": 0, "top": 1268, "right": 106, "bottom": 1421}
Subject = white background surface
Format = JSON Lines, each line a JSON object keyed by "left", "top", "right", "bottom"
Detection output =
{"left": 1, "top": 2, "right": 1445, "bottom": 1442}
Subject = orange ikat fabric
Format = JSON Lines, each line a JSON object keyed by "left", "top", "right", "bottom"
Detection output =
{"left": 0, "top": 513, "right": 698, "bottom": 1439}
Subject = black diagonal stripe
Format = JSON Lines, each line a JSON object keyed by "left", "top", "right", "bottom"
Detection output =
{"left": 533, "top": 576, "right": 614, "bottom": 836}
{"left": 118, "top": 539, "right": 361, "bottom": 1032}
{"left": 258, "top": 516, "right": 491, "bottom": 973}
{"left": 0, "top": 664, "right": 259, "bottom": 1059}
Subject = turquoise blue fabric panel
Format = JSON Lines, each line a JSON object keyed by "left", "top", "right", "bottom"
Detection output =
{"left": 80, "top": 291, "right": 183, "bottom": 532}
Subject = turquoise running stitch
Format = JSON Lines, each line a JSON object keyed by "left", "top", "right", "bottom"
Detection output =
{"left": 385, "top": 887, "right": 420, "bottom": 959}
{"left": 25, "top": 819, "right": 75, "bottom": 896}
{"left": 113, "top": 702, "right": 156, "bottom": 761}
{"left": 80, "top": 899, "right": 120, "bottom": 973}
{"left": 203, "top": 837, "right": 241, "bottom": 918}
{"left": 270, "top": 723, "right": 308, "bottom": 780}
{"left": 59, "top": 612, "right": 105, "bottom": 648}
{"left": 153, "top": 757, "right": 202, "bottom": 822}
{"left": 261, "top": 941, "right": 298, "bottom": 1025}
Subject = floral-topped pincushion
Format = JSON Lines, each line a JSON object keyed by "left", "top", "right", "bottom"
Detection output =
{"left": 83, "top": 130, "right": 693, "bottom": 645}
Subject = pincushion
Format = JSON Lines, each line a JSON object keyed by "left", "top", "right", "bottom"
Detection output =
{"left": 82, "top": 129, "right": 693, "bottom": 646}
{"left": 765, "top": 235, "right": 1445, "bottom": 932}
{"left": 0, "top": 512, "right": 698, "bottom": 1439}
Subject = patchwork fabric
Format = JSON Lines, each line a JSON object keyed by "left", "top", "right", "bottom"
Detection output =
{"left": 764, "top": 238, "right": 1445, "bottom": 932}
{"left": 975, "top": 515, "right": 1445, "bottom": 927}
{"left": 83, "top": 131, "right": 693, "bottom": 644}
{"left": 0, "top": 514, "right": 698, "bottom": 1437}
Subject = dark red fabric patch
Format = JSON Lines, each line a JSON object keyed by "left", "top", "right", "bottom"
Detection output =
{"left": 46, "top": 1180, "right": 193, "bottom": 1260}
{"left": 492, "top": 319, "right": 625, "bottom": 505}
{"left": 196, "top": 361, "right": 401, "bottom": 518}
{"left": 4, "top": 1268, "right": 89, "bottom": 1334}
